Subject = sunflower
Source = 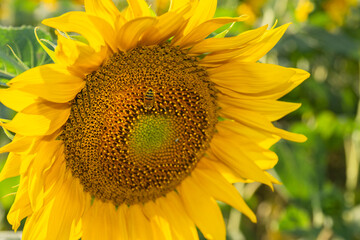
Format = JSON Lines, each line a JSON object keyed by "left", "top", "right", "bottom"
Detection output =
{"left": 323, "top": 0, "right": 357, "bottom": 27}
{"left": 0, "top": 0, "right": 309, "bottom": 239}
{"left": 295, "top": 0, "right": 314, "bottom": 23}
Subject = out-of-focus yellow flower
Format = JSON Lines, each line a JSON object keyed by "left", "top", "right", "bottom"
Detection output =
{"left": 323, "top": 0, "right": 357, "bottom": 26}
{"left": 0, "top": 0, "right": 11, "bottom": 22}
{"left": 237, "top": 3, "right": 257, "bottom": 25}
{"left": 32, "top": 0, "right": 59, "bottom": 11}
{"left": 32, "top": 0, "right": 84, "bottom": 11}
{"left": 295, "top": 0, "right": 314, "bottom": 22}
{"left": 237, "top": 0, "right": 268, "bottom": 25}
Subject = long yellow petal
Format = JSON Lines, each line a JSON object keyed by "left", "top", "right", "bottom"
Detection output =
{"left": 23, "top": 177, "right": 86, "bottom": 240}
{"left": 82, "top": 199, "right": 123, "bottom": 240}
{"left": 0, "top": 135, "right": 34, "bottom": 154}
{"left": 215, "top": 67, "right": 309, "bottom": 100}
{"left": 126, "top": 205, "right": 153, "bottom": 240}
{"left": 218, "top": 94, "right": 301, "bottom": 121}
{"left": 215, "top": 124, "right": 279, "bottom": 170}
{"left": 209, "top": 62, "right": 296, "bottom": 95}
{"left": 143, "top": 201, "right": 172, "bottom": 240}
{"left": 2, "top": 103, "right": 70, "bottom": 136}
{"left": 140, "top": 7, "right": 190, "bottom": 45}
{"left": 219, "top": 104, "right": 307, "bottom": 142}
{"left": 175, "top": 16, "right": 247, "bottom": 48}
{"left": 199, "top": 156, "right": 246, "bottom": 183}
{"left": 216, "top": 120, "right": 280, "bottom": 150}
{"left": 0, "top": 153, "right": 21, "bottom": 181}
{"left": 178, "top": 176, "right": 226, "bottom": 240}
{"left": 126, "top": 0, "right": 152, "bottom": 19}
{"left": 55, "top": 33, "right": 108, "bottom": 76}
{"left": 117, "top": 204, "right": 129, "bottom": 240}
{"left": 210, "top": 134, "right": 274, "bottom": 187}
{"left": 170, "top": 0, "right": 195, "bottom": 12}
{"left": 116, "top": 17, "right": 157, "bottom": 51}
{"left": 8, "top": 64, "right": 85, "bottom": 103}
{"left": 238, "top": 23, "right": 290, "bottom": 62}
{"left": 192, "top": 167, "right": 257, "bottom": 222}
{"left": 42, "top": 12, "right": 107, "bottom": 51}
{"left": 84, "top": 0, "right": 120, "bottom": 28}
{"left": 7, "top": 176, "right": 33, "bottom": 232}
{"left": 0, "top": 89, "right": 39, "bottom": 112}
{"left": 69, "top": 220, "right": 82, "bottom": 240}
{"left": 183, "top": 0, "right": 217, "bottom": 35}
{"left": 28, "top": 141, "right": 62, "bottom": 212}
{"left": 189, "top": 24, "right": 267, "bottom": 54}
{"left": 156, "top": 192, "right": 199, "bottom": 240}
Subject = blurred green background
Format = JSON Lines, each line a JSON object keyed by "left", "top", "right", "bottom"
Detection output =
{"left": 0, "top": 0, "right": 360, "bottom": 239}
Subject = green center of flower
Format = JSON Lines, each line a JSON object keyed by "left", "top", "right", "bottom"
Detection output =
{"left": 61, "top": 43, "right": 217, "bottom": 205}
{"left": 130, "top": 115, "right": 173, "bottom": 155}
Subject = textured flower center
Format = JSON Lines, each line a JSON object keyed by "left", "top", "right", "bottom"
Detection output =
{"left": 61, "top": 44, "right": 217, "bottom": 205}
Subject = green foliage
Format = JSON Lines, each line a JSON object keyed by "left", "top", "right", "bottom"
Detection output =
{"left": 0, "top": 26, "right": 53, "bottom": 85}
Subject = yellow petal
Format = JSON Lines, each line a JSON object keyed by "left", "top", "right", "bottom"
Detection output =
{"left": 192, "top": 167, "right": 257, "bottom": 222}
{"left": 0, "top": 135, "right": 34, "bottom": 154}
{"left": 7, "top": 176, "right": 33, "bottom": 231}
{"left": 210, "top": 134, "right": 274, "bottom": 188}
{"left": 178, "top": 176, "right": 226, "bottom": 240}
{"left": 126, "top": 0, "right": 152, "bottom": 19}
{"left": 216, "top": 120, "right": 280, "bottom": 150}
{"left": 8, "top": 64, "right": 85, "bottom": 103}
{"left": 143, "top": 201, "right": 172, "bottom": 240}
{"left": 28, "top": 141, "right": 62, "bottom": 212}
{"left": 215, "top": 66, "right": 309, "bottom": 99}
{"left": 209, "top": 62, "right": 296, "bottom": 95}
{"left": 42, "top": 12, "right": 107, "bottom": 51}
{"left": 42, "top": 151, "right": 68, "bottom": 201}
{"left": 169, "top": 0, "right": 195, "bottom": 12}
{"left": 189, "top": 23, "right": 267, "bottom": 54}
{"left": 238, "top": 23, "right": 290, "bottom": 62}
{"left": 156, "top": 192, "right": 199, "bottom": 240}
{"left": 183, "top": 0, "right": 217, "bottom": 35}
{"left": 175, "top": 16, "right": 247, "bottom": 48}
{"left": 219, "top": 104, "right": 307, "bottom": 142}
{"left": 140, "top": 7, "right": 190, "bottom": 45}
{"left": 82, "top": 199, "right": 124, "bottom": 240}
{"left": 55, "top": 33, "right": 108, "bottom": 76}
{"left": 23, "top": 177, "right": 86, "bottom": 240}
{"left": 117, "top": 204, "right": 129, "bottom": 240}
{"left": 2, "top": 102, "right": 70, "bottom": 136}
{"left": 218, "top": 94, "right": 301, "bottom": 121}
{"left": 127, "top": 204, "right": 153, "bottom": 240}
{"left": 116, "top": 17, "right": 157, "bottom": 51}
{"left": 0, "top": 88, "right": 39, "bottom": 112}
{"left": 69, "top": 219, "right": 82, "bottom": 240}
{"left": 215, "top": 124, "right": 279, "bottom": 170}
{"left": 84, "top": 0, "right": 120, "bottom": 28}
{"left": 198, "top": 156, "right": 246, "bottom": 183}
{"left": 200, "top": 24, "right": 291, "bottom": 65}
{"left": 0, "top": 153, "right": 21, "bottom": 181}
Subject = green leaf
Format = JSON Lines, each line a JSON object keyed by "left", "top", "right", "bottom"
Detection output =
{"left": 0, "top": 26, "right": 54, "bottom": 82}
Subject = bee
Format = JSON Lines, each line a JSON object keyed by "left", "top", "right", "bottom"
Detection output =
{"left": 144, "top": 88, "right": 156, "bottom": 110}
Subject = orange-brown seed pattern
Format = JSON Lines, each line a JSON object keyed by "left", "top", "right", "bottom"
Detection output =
{"left": 61, "top": 44, "right": 218, "bottom": 205}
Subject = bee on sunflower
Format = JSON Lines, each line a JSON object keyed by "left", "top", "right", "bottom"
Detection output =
{"left": 0, "top": 0, "right": 309, "bottom": 239}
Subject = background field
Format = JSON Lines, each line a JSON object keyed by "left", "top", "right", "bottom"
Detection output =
{"left": 0, "top": 0, "right": 360, "bottom": 239}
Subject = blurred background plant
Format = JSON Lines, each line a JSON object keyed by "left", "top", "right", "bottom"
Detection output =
{"left": 0, "top": 0, "right": 359, "bottom": 239}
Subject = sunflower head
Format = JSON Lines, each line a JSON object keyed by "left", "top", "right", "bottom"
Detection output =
{"left": 0, "top": 0, "right": 309, "bottom": 239}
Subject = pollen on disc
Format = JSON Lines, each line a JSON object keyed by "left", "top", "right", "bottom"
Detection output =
{"left": 60, "top": 43, "right": 218, "bottom": 205}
